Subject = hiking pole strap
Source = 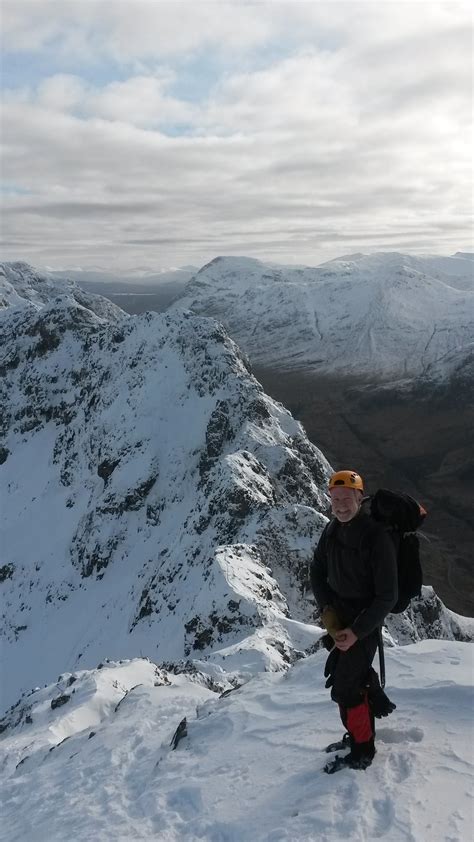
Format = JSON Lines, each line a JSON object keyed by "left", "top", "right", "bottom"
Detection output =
{"left": 378, "top": 626, "right": 386, "bottom": 689}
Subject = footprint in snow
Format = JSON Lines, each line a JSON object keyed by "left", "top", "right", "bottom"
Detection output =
{"left": 371, "top": 794, "right": 396, "bottom": 836}
{"left": 376, "top": 727, "right": 423, "bottom": 744}
{"left": 166, "top": 785, "right": 203, "bottom": 820}
{"left": 386, "top": 751, "right": 414, "bottom": 784}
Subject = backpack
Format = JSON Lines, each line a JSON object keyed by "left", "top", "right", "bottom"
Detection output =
{"left": 367, "top": 488, "right": 427, "bottom": 613}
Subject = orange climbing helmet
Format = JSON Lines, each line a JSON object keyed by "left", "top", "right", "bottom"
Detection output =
{"left": 328, "top": 470, "right": 364, "bottom": 492}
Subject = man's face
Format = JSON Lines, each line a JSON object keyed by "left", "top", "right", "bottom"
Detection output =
{"left": 330, "top": 487, "right": 362, "bottom": 523}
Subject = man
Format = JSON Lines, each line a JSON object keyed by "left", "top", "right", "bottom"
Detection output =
{"left": 310, "top": 470, "right": 398, "bottom": 773}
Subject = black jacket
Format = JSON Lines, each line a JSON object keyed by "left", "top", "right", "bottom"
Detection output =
{"left": 310, "top": 511, "right": 398, "bottom": 639}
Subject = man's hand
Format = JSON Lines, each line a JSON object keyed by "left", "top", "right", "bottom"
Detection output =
{"left": 335, "top": 628, "right": 358, "bottom": 651}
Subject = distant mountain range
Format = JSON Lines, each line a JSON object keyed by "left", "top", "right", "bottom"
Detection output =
{"left": 170, "top": 252, "right": 473, "bottom": 383}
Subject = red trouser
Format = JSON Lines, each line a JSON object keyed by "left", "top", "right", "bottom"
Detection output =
{"left": 340, "top": 696, "right": 374, "bottom": 743}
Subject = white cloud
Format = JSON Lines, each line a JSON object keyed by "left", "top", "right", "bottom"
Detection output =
{"left": 15, "top": 72, "right": 196, "bottom": 128}
{"left": 1, "top": 1, "right": 472, "bottom": 269}
{"left": 3, "top": 1, "right": 471, "bottom": 62}
{"left": 88, "top": 75, "right": 196, "bottom": 127}
{"left": 37, "top": 75, "right": 87, "bottom": 111}
{"left": 1, "top": 0, "right": 273, "bottom": 59}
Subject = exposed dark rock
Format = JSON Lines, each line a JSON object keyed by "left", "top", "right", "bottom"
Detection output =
{"left": 0, "top": 563, "right": 14, "bottom": 582}
{"left": 132, "top": 590, "right": 155, "bottom": 627}
{"left": 146, "top": 502, "right": 163, "bottom": 525}
{"left": 99, "top": 475, "right": 158, "bottom": 516}
{"left": 80, "top": 542, "right": 117, "bottom": 578}
{"left": 170, "top": 717, "right": 187, "bottom": 750}
{"left": 51, "top": 694, "right": 70, "bottom": 710}
{"left": 184, "top": 609, "right": 255, "bottom": 656}
{"left": 97, "top": 459, "right": 120, "bottom": 483}
{"left": 226, "top": 486, "right": 255, "bottom": 520}
{"left": 29, "top": 324, "right": 61, "bottom": 357}
{"left": 199, "top": 400, "right": 233, "bottom": 481}
{"left": 247, "top": 398, "right": 271, "bottom": 422}
{"left": 227, "top": 599, "right": 241, "bottom": 613}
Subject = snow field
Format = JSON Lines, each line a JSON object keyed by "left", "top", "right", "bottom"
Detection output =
{"left": 1, "top": 641, "right": 472, "bottom": 842}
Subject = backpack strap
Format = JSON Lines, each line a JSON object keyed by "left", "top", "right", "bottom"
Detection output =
{"left": 377, "top": 626, "right": 385, "bottom": 689}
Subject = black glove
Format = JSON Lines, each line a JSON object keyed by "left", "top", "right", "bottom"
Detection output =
{"left": 324, "top": 647, "right": 340, "bottom": 689}
{"left": 365, "top": 667, "right": 397, "bottom": 718}
{"left": 321, "top": 633, "right": 334, "bottom": 651}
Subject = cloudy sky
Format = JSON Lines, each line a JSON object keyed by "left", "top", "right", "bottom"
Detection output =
{"left": 1, "top": 0, "right": 472, "bottom": 272}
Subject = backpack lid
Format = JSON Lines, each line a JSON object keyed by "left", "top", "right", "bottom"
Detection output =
{"left": 368, "top": 488, "right": 427, "bottom": 534}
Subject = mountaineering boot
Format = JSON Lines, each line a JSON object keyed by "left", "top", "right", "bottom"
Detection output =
{"left": 324, "top": 754, "right": 350, "bottom": 774}
{"left": 324, "top": 732, "right": 350, "bottom": 753}
{"left": 323, "top": 752, "right": 374, "bottom": 774}
{"left": 323, "top": 736, "right": 376, "bottom": 773}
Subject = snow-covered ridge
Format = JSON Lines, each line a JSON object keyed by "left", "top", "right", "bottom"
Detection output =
{"left": 0, "top": 261, "right": 126, "bottom": 322}
{"left": 0, "top": 658, "right": 225, "bottom": 778}
{"left": 1, "top": 284, "right": 333, "bottom": 709}
{"left": 171, "top": 252, "right": 474, "bottom": 379}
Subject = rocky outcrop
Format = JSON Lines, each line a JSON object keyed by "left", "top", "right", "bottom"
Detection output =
{"left": 386, "top": 587, "right": 474, "bottom": 645}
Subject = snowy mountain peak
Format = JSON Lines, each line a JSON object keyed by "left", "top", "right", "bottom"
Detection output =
{"left": 172, "top": 252, "right": 473, "bottom": 378}
{"left": 0, "top": 261, "right": 126, "bottom": 322}
{"left": 192, "top": 256, "right": 272, "bottom": 292}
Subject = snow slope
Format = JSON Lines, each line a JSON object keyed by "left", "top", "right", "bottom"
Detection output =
{"left": 170, "top": 252, "right": 474, "bottom": 379}
{"left": 1, "top": 641, "right": 472, "bottom": 842}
